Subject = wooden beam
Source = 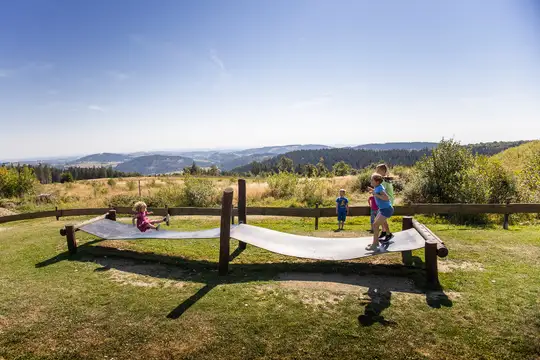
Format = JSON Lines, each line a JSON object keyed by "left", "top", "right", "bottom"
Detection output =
{"left": 106, "top": 210, "right": 117, "bottom": 221}
{"left": 401, "top": 217, "right": 414, "bottom": 266}
{"left": 314, "top": 203, "right": 319, "bottom": 230}
{"left": 412, "top": 220, "right": 448, "bottom": 258}
{"left": 219, "top": 188, "right": 234, "bottom": 276}
{"left": 0, "top": 210, "right": 57, "bottom": 224}
{"left": 238, "top": 179, "right": 247, "bottom": 250}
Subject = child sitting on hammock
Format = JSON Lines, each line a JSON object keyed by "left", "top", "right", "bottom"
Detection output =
{"left": 132, "top": 201, "right": 170, "bottom": 232}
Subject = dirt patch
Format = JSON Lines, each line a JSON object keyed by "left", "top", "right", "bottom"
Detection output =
{"left": 0, "top": 207, "right": 16, "bottom": 217}
{"left": 90, "top": 257, "right": 190, "bottom": 288}
{"left": 438, "top": 260, "right": 485, "bottom": 273}
{"left": 277, "top": 272, "right": 421, "bottom": 294}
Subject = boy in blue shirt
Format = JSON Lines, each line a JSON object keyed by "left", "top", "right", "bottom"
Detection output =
{"left": 366, "top": 174, "right": 394, "bottom": 251}
{"left": 336, "top": 189, "right": 349, "bottom": 231}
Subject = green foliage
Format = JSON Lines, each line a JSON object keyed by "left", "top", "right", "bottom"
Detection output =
{"left": 60, "top": 172, "right": 74, "bottom": 183}
{"left": 302, "top": 164, "right": 318, "bottom": 177}
{"left": 155, "top": 184, "right": 184, "bottom": 206}
{"left": 518, "top": 150, "right": 540, "bottom": 203}
{"left": 267, "top": 172, "right": 298, "bottom": 198}
{"left": 181, "top": 177, "right": 218, "bottom": 207}
{"left": 353, "top": 169, "right": 373, "bottom": 193}
{"left": 107, "top": 178, "right": 117, "bottom": 187}
{"left": 300, "top": 178, "right": 326, "bottom": 207}
{"left": 107, "top": 194, "right": 141, "bottom": 208}
{"left": 316, "top": 157, "right": 327, "bottom": 177}
{"left": 277, "top": 156, "right": 294, "bottom": 173}
{"left": 332, "top": 161, "right": 352, "bottom": 176}
{"left": 91, "top": 182, "right": 108, "bottom": 197}
{"left": 126, "top": 180, "right": 136, "bottom": 191}
{"left": 0, "top": 166, "right": 37, "bottom": 198}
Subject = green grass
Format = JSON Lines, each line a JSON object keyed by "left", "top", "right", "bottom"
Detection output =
{"left": 1, "top": 216, "right": 539, "bottom": 360}
{"left": 492, "top": 140, "right": 540, "bottom": 172}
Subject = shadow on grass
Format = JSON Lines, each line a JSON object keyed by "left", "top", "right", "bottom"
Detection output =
{"left": 36, "top": 241, "right": 453, "bottom": 319}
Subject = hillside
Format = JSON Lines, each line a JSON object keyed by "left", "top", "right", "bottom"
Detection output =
{"left": 115, "top": 155, "right": 194, "bottom": 175}
{"left": 232, "top": 148, "right": 431, "bottom": 173}
{"left": 354, "top": 142, "right": 438, "bottom": 150}
{"left": 491, "top": 140, "right": 540, "bottom": 172}
{"left": 235, "top": 144, "right": 332, "bottom": 156}
{"left": 69, "top": 153, "right": 132, "bottom": 165}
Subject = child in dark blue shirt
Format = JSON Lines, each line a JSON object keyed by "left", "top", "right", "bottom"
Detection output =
{"left": 336, "top": 189, "right": 349, "bottom": 231}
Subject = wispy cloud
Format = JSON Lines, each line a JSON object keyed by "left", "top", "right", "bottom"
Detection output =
{"left": 0, "top": 62, "right": 53, "bottom": 79}
{"left": 88, "top": 105, "right": 106, "bottom": 112}
{"left": 290, "top": 94, "right": 333, "bottom": 109}
{"left": 107, "top": 71, "right": 130, "bottom": 81}
{"left": 209, "top": 49, "right": 226, "bottom": 72}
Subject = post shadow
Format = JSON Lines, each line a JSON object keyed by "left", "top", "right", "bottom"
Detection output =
{"left": 229, "top": 245, "right": 245, "bottom": 261}
{"left": 166, "top": 284, "right": 216, "bottom": 319}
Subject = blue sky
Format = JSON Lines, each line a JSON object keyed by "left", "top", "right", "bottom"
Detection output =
{"left": 1, "top": 0, "right": 539, "bottom": 159}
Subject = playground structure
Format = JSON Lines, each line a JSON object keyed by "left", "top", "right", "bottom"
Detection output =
{"left": 57, "top": 179, "right": 449, "bottom": 288}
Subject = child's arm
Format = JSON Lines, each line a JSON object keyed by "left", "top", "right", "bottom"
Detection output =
{"left": 374, "top": 191, "right": 389, "bottom": 201}
{"left": 346, "top": 203, "right": 349, "bottom": 215}
{"left": 336, "top": 203, "right": 339, "bottom": 214}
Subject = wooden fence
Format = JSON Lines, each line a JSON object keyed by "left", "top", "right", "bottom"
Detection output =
{"left": 1, "top": 203, "right": 539, "bottom": 227}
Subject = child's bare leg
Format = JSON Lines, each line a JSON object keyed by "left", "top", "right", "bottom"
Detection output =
{"left": 149, "top": 219, "right": 164, "bottom": 225}
{"left": 147, "top": 224, "right": 158, "bottom": 230}
{"left": 372, "top": 214, "right": 386, "bottom": 246}
{"left": 382, "top": 220, "right": 389, "bottom": 233}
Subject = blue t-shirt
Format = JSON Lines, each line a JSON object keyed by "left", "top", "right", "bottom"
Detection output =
{"left": 374, "top": 184, "right": 392, "bottom": 210}
{"left": 336, "top": 197, "right": 349, "bottom": 212}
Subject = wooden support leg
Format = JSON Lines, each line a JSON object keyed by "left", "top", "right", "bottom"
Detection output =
{"left": 315, "top": 203, "right": 319, "bottom": 230}
{"left": 238, "top": 179, "right": 247, "bottom": 250}
{"left": 219, "top": 188, "right": 234, "bottom": 275}
{"left": 106, "top": 210, "right": 117, "bottom": 221}
{"left": 65, "top": 225, "right": 77, "bottom": 254}
{"left": 503, "top": 213, "right": 510, "bottom": 230}
{"left": 425, "top": 241, "right": 439, "bottom": 288}
{"left": 401, "top": 216, "right": 413, "bottom": 266}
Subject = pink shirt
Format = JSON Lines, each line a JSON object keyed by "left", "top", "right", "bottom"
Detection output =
{"left": 368, "top": 196, "right": 379, "bottom": 211}
{"left": 136, "top": 211, "right": 151, "bottom": 231}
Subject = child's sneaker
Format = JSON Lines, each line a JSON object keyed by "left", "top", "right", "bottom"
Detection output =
{"left": 384, "top": 233, "right": 394, "bottom": 242}
{"left": 378, "top": 231, "right": 387, "bottom": 239}
{"left": 365, "top": 243, "right": 379, "bottom": 252}
{"left": 156, "top": 224, "right": 160, "bottom": 231}
{"left": 163, "top": 214, "right": 170, "bottom": 226}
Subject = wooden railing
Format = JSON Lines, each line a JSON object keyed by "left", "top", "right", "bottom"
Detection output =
{"left": 1, "top": 203, "right": 539, "bottom": 226}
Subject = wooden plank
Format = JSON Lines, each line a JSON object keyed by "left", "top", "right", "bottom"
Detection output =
{"left": 0, "top": 210, "right": 57, "bottom": 224}
{"left": 219, "top": 188, "right": 234, "bottom": 276}
{"left": 60, "top": 208, "right": 111, "bottom": 217}
{"left": 401, "top": 217, "right": 414, "bottom": 266}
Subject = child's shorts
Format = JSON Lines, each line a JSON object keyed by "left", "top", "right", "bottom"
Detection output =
{"left": 337, "top": 211, "right": 347, "bottom": 222}
{"left": 378, "top": 207, "right": 394, "bottom": 218}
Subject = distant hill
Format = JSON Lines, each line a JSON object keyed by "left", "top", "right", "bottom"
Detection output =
{"left": 235, "top": 144, "right": 332, "bottom": 156}
{"left": 491, "top": 140, "right": 540, "bottom": 172}
{"left": 220, "top": 153, "right": 275, "bottom": 171}
{"left": 69, "top": 153, "right": 132, "bottom": 165}
{"left": 354, "top": 142, "right": 438, "bottom": 151}
{"left": 468, "top": 140, "right": 531, "bottom": 157}
{"left": 115, "top": 155, "right": 194, "bottom": 175}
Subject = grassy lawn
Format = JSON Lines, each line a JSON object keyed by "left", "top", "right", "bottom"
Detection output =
{"left": 0, "top": 215, "right": 539, "bottom": 360}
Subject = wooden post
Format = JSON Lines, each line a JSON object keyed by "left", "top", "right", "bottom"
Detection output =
{"left": 219, "top": 188, "right": 234, "bottom": 275}
{"left": 106, "top": 210, "right": 117, "bottom": 221}
{"left": 503, "top": 199, "right": 510, "bottom": 230}
{"left": 238, "top": 179, "right": 247, "bottom": 250}
{"left": 138, "top": 180, "right": 141, "bottom": 196}
{"left": 425, "top": 241, "right": 439, "bottom": 288}
{"left": 65, "top": 225, "right": 77, "bottom": 254}
{"left": 231, "top": 206, "right": 235, "bottom": 225}
{"left": 401, "top": 216, "right": 414, "bottom": 266}
{"left": 55, "top": 206, "right": 59, "bottom": 221}
{"left": 315, "top": 203, "right": 319, "bottom": 230}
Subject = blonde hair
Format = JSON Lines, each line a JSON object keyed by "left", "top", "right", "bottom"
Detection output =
{"left": 339, "top": 188, "right": 346, "bottom": 193}
{"left": 371, "top": 173, "right": 384, "bottom": 184}
{"left": 133, "top": 201, "right": 147, "bottom": 213}
{"left": 375, "top": 163, "right": 389, "bottom": 176}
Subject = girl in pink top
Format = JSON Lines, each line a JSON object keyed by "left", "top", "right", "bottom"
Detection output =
{"left": 132, "top": 201, "right": 170, "bottom": 232}
{"left": 368, "top": 195, "right": 379, "bottom": 233}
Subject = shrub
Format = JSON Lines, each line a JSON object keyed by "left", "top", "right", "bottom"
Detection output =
{"left": 518, "top": 151, "right": 540, "bottom": 203}
{"left": 107, "top": 178, "right": 117, "bottom": 187}
{"left": 332, "top": 161, "right": 352, "bottom": 176}
{"left": 300, "top": 178, "right": 326, "bottom": 207}
{"left": 353, "top": 169, "right": 373, "bottom": 193}
{"left": 126, "top": 180, "right": 136, "bottom": 191}
{"left": 267, "top": 172, "right": 298, "bottom": 199}
{"left": 155, "top": 184, "right": 184, "bottom": 206}
{"left": 60, "top": 172, "right": 74, "bottom": 183}
{"left": 182, "top": 177, "right": 217, "bottom": 207}
{"left": 0, "top": 166, "right": 37, "bottom": 198}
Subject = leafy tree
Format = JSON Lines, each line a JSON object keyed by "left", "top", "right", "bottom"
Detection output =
{"left": 277, "top": 156, "right": 294, "bottom": 173}
{"left": 303, "top": 164, "right": 318, "bottom": 178}
{"left": 332, "top": 161, "right": 352, "bottom": 176}
{"left": 316, "top": 157, "right": 327, "bottom": 177}
{"left": 60, "top": 172, "right": 74, "bottom": 183}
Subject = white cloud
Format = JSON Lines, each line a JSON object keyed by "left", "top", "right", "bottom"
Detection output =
{"left": 0, "top": 62, "right": 53, "bottom": 79}
{"left": 107, "top": 71, "right": 130, "bottom": 81}
{"left": 88, "top": 105, "right": 106, "bottom": 112}
{"left": 209, "top": 49, "right": 226, "bottom": 71}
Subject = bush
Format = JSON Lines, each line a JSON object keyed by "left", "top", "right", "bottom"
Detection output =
{"left": 300, "top": 178, "right": 326, "bottom": 207}
{"left": 0, "top": 166, "right": 37, "bottom": 198}
{"left": 108, "top": 194, "right": 141, "bottom": 208}
{"left": 332, "top": 161, "right": 352, "bottom": 176}
{"left": 518, "top": 150, "right": 540, "bottom": 203}
{"left": 155, "top": 184, "right": 184, "bottom": 206}
{"left": 107, "top": 178, "right": 117, "bottom": 187}
{"left": 353, "top": 169, "right": 373, "bottom": 193}
{"left": 60, "top": 172, "right": 74, "bottom": 183}
{"left": 267, "top": 172, "right": 298, "bottom": 199}
{"left": 182, "top": 177, "right": 217, "bottom": 207}
{"left": 126, "top": 180, "right": 136, "bottom": 191}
